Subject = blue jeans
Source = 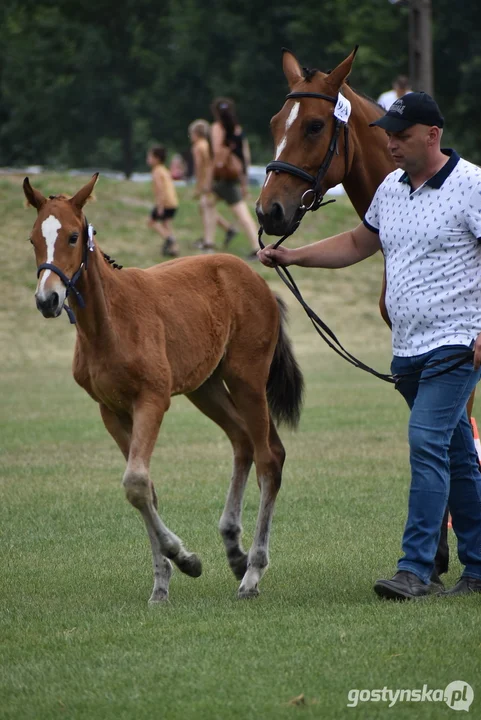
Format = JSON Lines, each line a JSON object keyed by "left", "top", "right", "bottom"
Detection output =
{"left": 391, "top": 345, "right": 481, "bottom": 583}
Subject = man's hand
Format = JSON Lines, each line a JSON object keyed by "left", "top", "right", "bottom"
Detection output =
{"left": 257, "top": 244, "right": 295, "bottom": 268}
{"left": 473, "top": 332, "right": 481, "bottom": 369}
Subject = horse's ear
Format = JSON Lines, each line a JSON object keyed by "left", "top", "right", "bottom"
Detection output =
{"left": 69, "top": 173, "right": 99, "bottom": 210}
{"left": 326, "top": 46, "right": 359, "bottom": 90}
{"left": 282, "top": 48, "right": 303, "bottom": 89}
{"left": 23, "top": 177, "right": 46, "bottom": 210}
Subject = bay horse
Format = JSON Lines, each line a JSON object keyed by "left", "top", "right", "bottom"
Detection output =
{"left": 23, "top": 174, "right": 304, "bottom": 602}
{"left": 256, "top": 47, "right": 454, "bottom": 577}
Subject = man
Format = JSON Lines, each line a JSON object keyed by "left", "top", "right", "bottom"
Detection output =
{"left": 378, "top": 75, "right": 412, "bottom": 111}
{"left": 258, "top": 92, "right": 481, "bottom": 600}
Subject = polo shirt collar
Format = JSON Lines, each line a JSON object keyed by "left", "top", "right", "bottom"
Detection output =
{"left": 399, "top": 149, "right": 460, "bottom": 190}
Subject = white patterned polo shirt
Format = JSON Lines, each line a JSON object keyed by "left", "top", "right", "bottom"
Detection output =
{"left": 364, "top": 150, "right": 481, "bottom": 357}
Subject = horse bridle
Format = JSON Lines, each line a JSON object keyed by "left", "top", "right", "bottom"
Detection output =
{"left": 258, "top": 92, "right": 474, "bottom": 383}
{"left": 36, "top": 218, "right": 95, "bottom": 324}
{"left": 265, "top": 90, "right": 350, "bottom": 221}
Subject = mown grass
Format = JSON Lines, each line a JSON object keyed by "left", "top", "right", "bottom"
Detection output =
{"left": 1, "top": 173, "right": 480, "bottom": 719}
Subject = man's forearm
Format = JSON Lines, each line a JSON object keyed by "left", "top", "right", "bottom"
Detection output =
{"left": 291, "top": 229, "right": 375, "bottom": 268}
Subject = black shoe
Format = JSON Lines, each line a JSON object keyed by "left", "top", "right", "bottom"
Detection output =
{"left": 224, "top": 227, "right": 238, "bottom": 248}
{"left": 162, "top": 237, "right": 179, "bottom": 258}
{"left": 443, "top": 576, "right": 481, "bottom": 596}
{"left": 374, "top": 570, "right": 441, "bottom": 601}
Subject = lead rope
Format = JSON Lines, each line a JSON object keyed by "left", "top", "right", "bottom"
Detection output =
{"left": 257, "top": 227, "right": 473, "bottom": 384}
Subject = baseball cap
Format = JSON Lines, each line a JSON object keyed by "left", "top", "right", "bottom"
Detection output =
{"left": 370, "top": 92, "right": 444, "bottom": 132}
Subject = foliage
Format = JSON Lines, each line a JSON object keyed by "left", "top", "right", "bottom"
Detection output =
{"left": 0, "top": 0, "right": 479, "bottom": 175}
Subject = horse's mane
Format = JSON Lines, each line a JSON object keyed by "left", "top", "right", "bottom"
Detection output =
{"left": 101, "top": 251, "right": 122, "bottom": 270}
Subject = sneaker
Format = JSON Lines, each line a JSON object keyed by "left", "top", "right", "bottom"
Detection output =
{"left": 224, "top": 227, "right": 238, "bottom": 248}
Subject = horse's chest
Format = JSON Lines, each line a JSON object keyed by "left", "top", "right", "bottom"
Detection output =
{"left": 74, "top": 352, "right": 135, "bottom": 412}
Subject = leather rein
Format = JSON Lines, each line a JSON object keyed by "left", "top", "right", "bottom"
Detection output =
{"left": 258, "top": 91, "right": 473, "bottom": 384}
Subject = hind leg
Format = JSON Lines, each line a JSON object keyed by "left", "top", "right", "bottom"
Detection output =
{"left": 187, "top": 371, "right": 254, "bottom": 580}
{"left": 224, "top": 376, "right": 284, "bottom": 599}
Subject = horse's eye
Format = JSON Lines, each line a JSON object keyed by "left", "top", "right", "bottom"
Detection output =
{"left": 308, "top": 121, "right": 325, "bottom": 135}
{"left": 69, "top": 232, "right": 79, "bottom": 246}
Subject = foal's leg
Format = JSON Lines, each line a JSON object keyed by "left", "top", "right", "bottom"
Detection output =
{"left": 100, "top": 404, "right": 171, "bottom": 601}
{"left": 187, "top": 372, "right": 254, "bottom": 580}
{"left": 120, "top": 398, "right": 202, "bottom": 602}
{"left": 225, "top": 377, "right": 284, "bottom": 598}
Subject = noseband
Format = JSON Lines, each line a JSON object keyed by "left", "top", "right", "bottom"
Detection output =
{"left": 36, "top": 219, "right": 95, "bottom": 324}
{"left": 265, "top": 91, "right": 350, "bottom": 215}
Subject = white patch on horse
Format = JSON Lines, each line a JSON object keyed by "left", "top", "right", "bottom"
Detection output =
{"left": 285, "top": 101, "right": 300, "bottom": 131}
{"left": 38, "top": 215, "right": 62, "bottom": 293}
{"left": 275, "top": 137, "right": 287, "bottom": 160}
{"left": 275, "top": 102, "right": 299, "bottom": 160}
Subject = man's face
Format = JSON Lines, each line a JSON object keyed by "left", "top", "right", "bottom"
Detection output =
{"left": 385, "top": 124, "right": 431, "bottom": 174}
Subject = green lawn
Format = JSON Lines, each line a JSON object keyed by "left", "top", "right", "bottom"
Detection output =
{"left": 1, "top": 174, "right": 480, "bottom": 719}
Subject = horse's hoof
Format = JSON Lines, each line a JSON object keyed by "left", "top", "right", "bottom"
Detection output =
{"left": 230, "top": 554, "right": 248, "bottom": 581}
{"left": 237, "top": 586, "right": 259, "bottom": 600}
{"left": 148, "top": 590, "right": 169, "bottom": 604}
{"left": 176, "top": 553, "right": 202, "bottom": 578}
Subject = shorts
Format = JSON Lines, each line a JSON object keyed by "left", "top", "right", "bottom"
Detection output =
{"left": 212, "top": 180, "right": 242, "bottom": 206}
{"left": 151, "top": 207, "right": 177, "bottom": 221}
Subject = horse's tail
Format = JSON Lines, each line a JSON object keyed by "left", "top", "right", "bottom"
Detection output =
{"left": 266, "top": 296, "right": 304, "bottom": 428}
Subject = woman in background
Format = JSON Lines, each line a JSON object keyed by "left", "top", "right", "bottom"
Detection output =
{"left": 210, "top": 98, "right": 259, "bottom": 260}
{"left": 188, "top": 119, "right": 237, "bottom": 252}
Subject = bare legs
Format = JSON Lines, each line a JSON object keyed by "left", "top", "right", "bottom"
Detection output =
{"left": 147, "top": 218, "right": 179, "bottom": 257}
{"left": 230, "top": 201, "right": 259, "bottom": 252}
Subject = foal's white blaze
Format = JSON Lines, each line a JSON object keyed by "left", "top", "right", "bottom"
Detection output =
{"left": 274, "top": 102, "right": 299, "bottom": 160}
{"left": 37, "top": 215, "right": 62, "bottom": 294}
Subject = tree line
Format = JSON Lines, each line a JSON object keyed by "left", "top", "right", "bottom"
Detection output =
{"left": 1, "top": 0, "right": 479, "bottom": 176}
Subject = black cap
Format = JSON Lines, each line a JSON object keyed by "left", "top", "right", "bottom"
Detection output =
{"left": 370, "top": 92, "right": 444, "bottom": 132}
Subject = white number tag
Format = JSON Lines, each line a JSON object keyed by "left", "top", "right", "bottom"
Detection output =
{"left": 334, "top": 92, "right": 351, "bottom": 124}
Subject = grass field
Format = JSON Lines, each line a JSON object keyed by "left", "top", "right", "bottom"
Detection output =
{"left": 1, "top": 173, "right": 480, "bottom": 719}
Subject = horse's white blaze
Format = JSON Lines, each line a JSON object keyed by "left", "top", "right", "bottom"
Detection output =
{"left": 275, "top": 136, "right": 287, "bottom": 160}
{"left": 38, "top": 215, "right": 62, "bottom": 293}
{"left": 274, "top": 102, "right": 299, "bottom": 160}
{"left": 285, "top": 101, "right": 300, "bottom": 131}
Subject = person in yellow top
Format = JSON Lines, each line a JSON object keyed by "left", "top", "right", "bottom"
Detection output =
{"left": 146, "top": 145, "right": 180, "bottom": 257}
{"left": 188, "top": 119, "right": 237, "bottom": 252}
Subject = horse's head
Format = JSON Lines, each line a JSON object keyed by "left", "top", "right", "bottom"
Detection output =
{"left": 257, "top": 48, "right": 358, "bottom": 236}
{"left": 24, "top": 174, "right": 98, "bottom": 318}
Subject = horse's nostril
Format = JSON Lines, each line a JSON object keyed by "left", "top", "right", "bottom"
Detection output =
{"left": 49, "top": 292, "right": 59, "bottom": 311}
{"left": 271, "top": 202, "right": 285, "bottom": 223}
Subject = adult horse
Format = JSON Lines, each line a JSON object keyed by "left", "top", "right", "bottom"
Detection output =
{"left": 24, "top": 174, "right": 304, "bottom": 602}
{"left": 256, "top": 48, "right": 452, "bottom": 576}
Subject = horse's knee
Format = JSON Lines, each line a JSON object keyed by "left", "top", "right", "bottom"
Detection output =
{"left": 123, "top": 467, "right": 151, "bottom": 509}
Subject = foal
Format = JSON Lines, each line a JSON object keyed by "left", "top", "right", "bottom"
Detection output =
{"left": 24, "top": 174, "right": 304, "bottom": 602}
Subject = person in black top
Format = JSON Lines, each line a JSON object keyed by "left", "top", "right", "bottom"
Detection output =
{"left": 210, "top": 97, "right": 259, "bottom": 259}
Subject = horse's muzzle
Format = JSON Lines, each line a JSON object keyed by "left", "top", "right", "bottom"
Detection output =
{"left": 256, "top": 201, "right": 299, "bottom": 237}
{"left": 36, "top": 291, "right": 61, "bottom": 318}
